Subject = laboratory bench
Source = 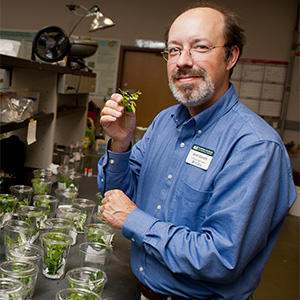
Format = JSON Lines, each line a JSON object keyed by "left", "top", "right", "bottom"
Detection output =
{"left": 0, "top": 152, "right": 141, "bottom": 300}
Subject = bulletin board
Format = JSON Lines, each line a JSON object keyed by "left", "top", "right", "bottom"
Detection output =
{"left": 231, "top": 58, "right": 288, "bottom": 119}
{"left": 0, "top": 30, "right": 120, "bottom": 99}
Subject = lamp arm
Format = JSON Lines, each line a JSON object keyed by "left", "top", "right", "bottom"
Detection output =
{"left": 68, "top": 4, "right": 98, "bottom": 36}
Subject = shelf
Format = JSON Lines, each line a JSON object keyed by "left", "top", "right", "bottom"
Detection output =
{"left": 0, "top": 112, "right": 54, "bottom": 133}
{"left": 0, "top": 54, "right": 96, "bottom": 78}
{"left": 57, "top": 106, "right": 86, "bottom": 118}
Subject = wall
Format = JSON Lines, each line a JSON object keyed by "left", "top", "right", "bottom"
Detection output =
{"left": 1, "top": 0, "right": 299, "bottom": 147}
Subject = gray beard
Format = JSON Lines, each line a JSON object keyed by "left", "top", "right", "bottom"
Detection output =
{"left": 169, "top": 68, "right": 215, "bottom": 108}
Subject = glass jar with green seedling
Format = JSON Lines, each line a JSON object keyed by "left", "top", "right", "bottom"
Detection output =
{"left": 0, "top": 194, "right": 18, "bottom": 226}
{"left": 55, "top": 287, "right": 102, "bottom": 300}
{"left": 44, "top": 218, "right": 75, "bottom": 245}
{"left": 66, "top": 267, "right": 107, "bottom": 296}
{"left": 0, "top": 260, "right": 39, "bottom": 300}
{"left": 55, "top": 188, "right": 78, "bottom": 207}
{"left": 83, "top": 223, "right": 115, "bottom": 248}
{"left": 16, "top": 206, "right": 43, "bottom": 243}
{"left": 9, "top": 185, "right": 34, "bottom": 208}
{"left": 31, "top": 178, "right": 52, "bottom": 195}
{"left": 3, "top": 220, "right": 34, "bottom": 247}
{"left": 0, "top": 277, "right": 26, "bottom": 300}
{"left": 33, "top": 195, "right": 59, "bottom": 228}
{"left": 40, "top": 232, "right": 72, "bottom": 279}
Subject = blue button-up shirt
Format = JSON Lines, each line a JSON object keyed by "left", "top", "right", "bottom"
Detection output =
{"left": 97, "top": 85, "right": 296, "bottom": 300}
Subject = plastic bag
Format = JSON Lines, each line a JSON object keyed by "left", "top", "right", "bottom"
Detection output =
{"left": 0, "top": 93, "right": 34, "bottom": 123}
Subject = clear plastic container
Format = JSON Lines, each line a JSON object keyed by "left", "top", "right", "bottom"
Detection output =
{"left": 40, "top": 232, "right": 72, "bottom": 279}
{"left": 0, "top": 277, "right": 26, "bottom": 300}
{"left": 72, "top": 198, "right": 97, "bottom": 225}
{"left": 0, "top": 194, "right": 18, "bottom": 227}
{"left": 55, "top": 287, "right": 102, "bottom": 300}
{"left": 33, "top": 168, "right": 53, "bottom": 180}
{"left": 16, "top": 206, "right": 43, "bottom": 243}
{"left": 3, "top": 219, "right": 34, "bottom": 246}
{"left": 33, "top": 195, "right": 59, "bottom": 227}
{"left": 44, "top": 218, "right": 75, "bottom": 245}
{"left": 0, "top": 260, "right": 39, "bottom": 300}
{"left": 55, "top": 188, "right": 78, "bottom": 207}
{"left": 92, "top": 212, "right": 105, "bottom": 224}
{"left": 78, "top": 242, "right": 112, "bottom": 271}
{"left": 31, "top": 178, "right": 52, "bottom": 195}
{"left": 56, "top": 206, "right": 87, "bottom": 234}
{"left": 9, "top": 185, "right": 33, "bottom": 207}
{"left": 83, "top": 223, "right": 115, "bottom": 247}
{"left": 6, "top": 243, "right": 44, "bottom": 269}
{"left": 66, "top": 267, "right": 107, "bottom": 296}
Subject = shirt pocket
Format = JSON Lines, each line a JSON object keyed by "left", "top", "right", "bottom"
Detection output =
{"left": 170, "top": 178, "right": 212, "bottom": 231}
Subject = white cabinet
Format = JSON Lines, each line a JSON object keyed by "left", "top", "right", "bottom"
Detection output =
{"left": 0, "top": 54, "right": 96, "bottom": 169}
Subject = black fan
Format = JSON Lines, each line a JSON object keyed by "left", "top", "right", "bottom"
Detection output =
{"left": 31, "top": 26, "right": 70, "bottom": 63}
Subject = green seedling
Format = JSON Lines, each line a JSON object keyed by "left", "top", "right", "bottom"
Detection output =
{"left": 118, "top": 89, "right": 142, "bottom": 125}
{"left": 43, "top": 233, "right": 70, "bottom": 276}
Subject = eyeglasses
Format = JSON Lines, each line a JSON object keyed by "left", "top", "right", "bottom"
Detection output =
{"left": 161, "top": 44, "right": 225, "bottom": 62}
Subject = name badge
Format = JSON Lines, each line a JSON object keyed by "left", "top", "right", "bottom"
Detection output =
{"left": 186, "top": 144, "right": 214, "bottom": 170}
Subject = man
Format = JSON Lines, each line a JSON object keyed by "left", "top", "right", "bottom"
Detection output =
{"left": 97, "top": 2, "right": 296, "bottom": 300}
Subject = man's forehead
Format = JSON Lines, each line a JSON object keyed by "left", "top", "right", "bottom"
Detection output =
{"left": 168, "top": 7, "right": 225, "bottom": 42}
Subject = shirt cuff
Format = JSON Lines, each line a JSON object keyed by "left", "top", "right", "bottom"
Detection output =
{"left": 103, "top": 138, "right": 131, "bottom": 173}
{"left": 122, "top": 208, "right": 158, "bottom": 247}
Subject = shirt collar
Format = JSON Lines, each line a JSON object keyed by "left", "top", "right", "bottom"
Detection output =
{"left": 171, "top": 84, "right": 238, "bottom": 133}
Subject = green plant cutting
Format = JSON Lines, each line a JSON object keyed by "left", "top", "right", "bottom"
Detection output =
{"left": 0, "top": 194, "right": 17, "bottom": 212}
{"left": 31, "top": 179, "right": 50, "bottom": 194}
{"left": 118, "top": 89, "right": 142, "bottom": 125}
{"left": 43, "top": 233, "right": 70, "bottom": 276}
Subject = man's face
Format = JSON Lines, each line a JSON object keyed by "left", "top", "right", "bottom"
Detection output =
{"left": 167, "top": 8, "right": 231, "bottom": 110}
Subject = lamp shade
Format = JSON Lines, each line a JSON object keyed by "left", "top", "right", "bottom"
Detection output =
{"left": 89, "top": 12, "right": 115, "bottom": 32}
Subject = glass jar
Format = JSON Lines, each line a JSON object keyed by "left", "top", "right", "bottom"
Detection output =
{"left": 0, "top": 194, "right": 18, "bottom": 227}
{"left": 9, "top": 185, "right": 33, "bottom": 208}
{"left": 72, "top": 198, "right": 97, "bottom": 225}
{"left": 55, "top": 287, "right": 102, "bottom": 300}
{"left": 0, "top": 260, "right": 39, "bottom": 300}
{"left": 55, "top": 188, "right": 78, "bottom": 207}
{"left": 40, "top": 232, "right": 72, "bottom": 279}
{"left": 83, "top": 223, "right": 115, "bottom": 247}
{"left": 33, "top": 195, "right": 59, "bottom": 227}
{"left": 78, "top": 242, "right": 112, "bottom": 271}
{"left": 16, "top": 206, "right": 43, "bottom": 243}
{"left": 44, "top": 218, "right": 75, "bottom": 245}
{"left": 31, "top": 178, "right": 52, "bottom": 195}
{"left": 6, "top": 243, "right": 44, "bottom": 269}
{"left": 3, "top": 220, "right": 34, "bottom": 246}
{"left": 56, "top": 206, "right": 87, "bottom": 234}
{"left": 66, "top": 267, "right": 107, "bottom": 296}
{"left": 33, "top": 168, "right": 53, "bottom": 180}
{"left": 0, "top": 277, "right": 26, "bottom": 300}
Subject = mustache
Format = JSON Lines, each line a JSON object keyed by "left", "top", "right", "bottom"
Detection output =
{"left": 170, "top": 67, "right": 207, "bottom": 81}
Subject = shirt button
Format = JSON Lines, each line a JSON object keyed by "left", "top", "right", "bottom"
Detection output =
{"left": 157, "top": 205, "right": 161, "bottom": 210}
{"left": 198, "top": 129, "right": 202, "bottom": 134}
{"left": 168, "top": 174, "right": 172, "bottom": 179}
{"left": 101, "top": 178, "right": 104, "bottom": 182}
{"left": 131, "top": 238, "right": 135, "bottom": 242}
{"left": 110, "top": 159, "right": 115, "bottom": 165}
{"left": 180, "top": 142, "right": 185, "bottom": 148}
{"left": 139, "top": 267, "right": 144, "bottom": 272}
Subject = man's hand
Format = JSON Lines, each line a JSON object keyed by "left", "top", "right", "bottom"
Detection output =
{"left": 100, "top": 93, "right": 136, "bottom": 153}
{"left": 100, "top": 190, "right": 137, "bottom": 229}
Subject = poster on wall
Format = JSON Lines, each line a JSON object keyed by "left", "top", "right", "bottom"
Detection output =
{"left": 0, "top": 30, "right": 120, "bottom": 107}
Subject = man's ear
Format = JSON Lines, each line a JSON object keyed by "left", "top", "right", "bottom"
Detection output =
{"left": 226, "top": 45, "right": 240, "bottom": 71}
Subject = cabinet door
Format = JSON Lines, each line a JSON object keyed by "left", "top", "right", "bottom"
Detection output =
{"left": 118, "top": 47, "right": 177, "bottom": 127}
